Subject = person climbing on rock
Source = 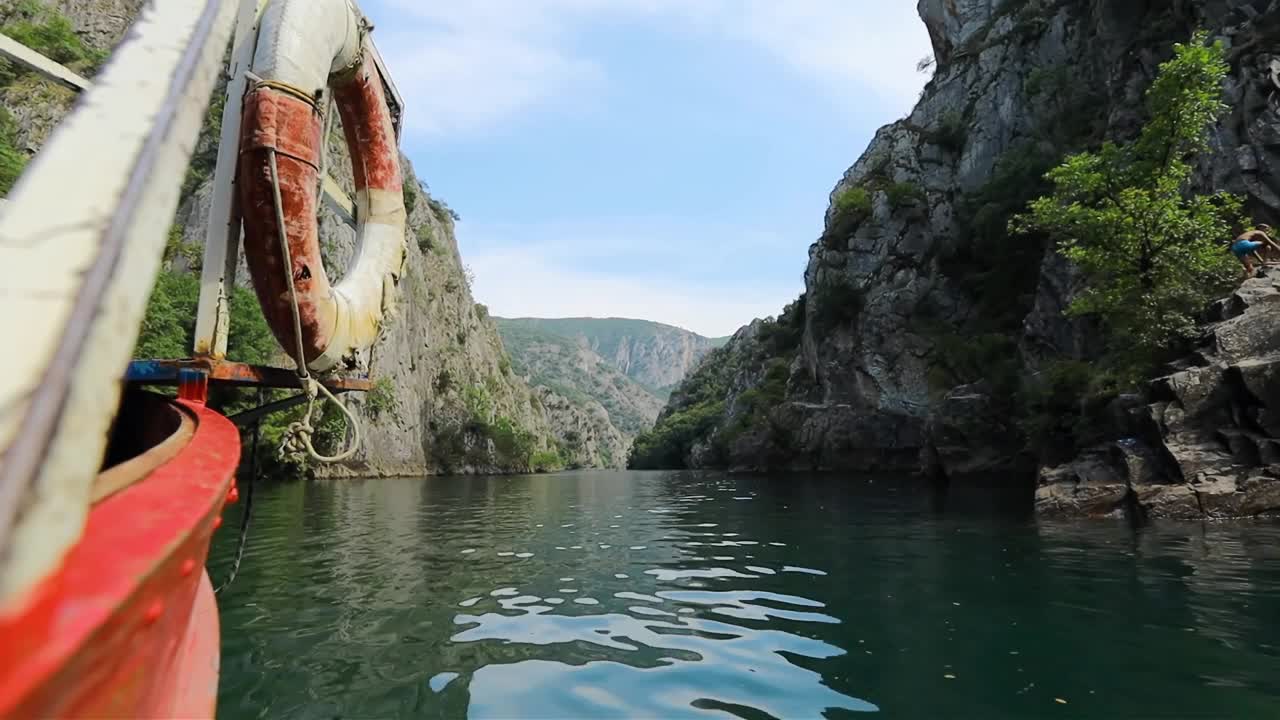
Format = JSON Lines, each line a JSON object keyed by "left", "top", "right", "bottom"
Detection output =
{"left": 1230, "top": 224, "right": 1280, "bottom": 281}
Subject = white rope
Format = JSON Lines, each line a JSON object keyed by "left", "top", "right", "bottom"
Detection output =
{"left": 266, "top": 148, "right": 361, "bottom": 464}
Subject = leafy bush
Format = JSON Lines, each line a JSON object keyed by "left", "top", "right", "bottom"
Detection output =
{"left": 488, "top": 416, "right": 532, "bottom": 460}
{"left": 886, "top": 182, "right": 925, "bottom": 210}
{"left": 416, "top": 224, "right": 434, "bottom": 253}
{"left": 809, "top": 275, "right": 865, "bottom": 331}
{"left": 428, "top": 196, "right": 460, "bottom": 223}
{"left": 824, "top": 186, "right": 873, "bottom": 247}
{"left": 628, "top": 343, "right": 737, "bottom": 469}
{"left": 740, "top": 359, "right": 789, "bottom": 416}
{"left": 834, "top": 186, "right": 872, "bottom": 223}
{"left": 403, "top": 181, "right": 419, "bottom": 216}
{"left": 930, "top": 111, "right": 968, "bottom": 153}
{"left": 366, "top": 377, "right": 395, "bottom": 419}
{"left": 755, "top": 294, "right": 806, "bottom": 358}
{"left": 135, "top": 272, "right": 199, "bottom": 360}
{"left": 435, "top": 369, "right": 453, "bottom": 393}
{"left": 136, "top": 271, "right": 278, "bottom": 365}
{"left": 463, "top": 385, "right": 493, "bottom": 424}
{"left": 628, "top": 399, "right": 725, "bottom": 469}
{"left": 530, "top": 449, "right": 563, "bottom": 472}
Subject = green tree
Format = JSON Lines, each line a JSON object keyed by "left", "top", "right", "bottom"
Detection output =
{"left": 1013, "top": 32, "right": 1243, "bottom": 374}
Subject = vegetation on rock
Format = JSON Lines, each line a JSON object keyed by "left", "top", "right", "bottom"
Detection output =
{"left": 0, "top": 0, "right": 109, "bottom": 195}
{"left": 629, "top": 297, "right": 805, "bottom": 469}
{"left": 496, "top": 317, "right": 721, "bottom": 398}
{"left": 1014, "top": 31, "right": 1241, "bottom": 376}
{"left": 496, "top": 320, "right": 662, "bottom": 440}
{"left": 0, "top": 106, "right": 25, "bottom": 196}
{"left": 0, "top": 1, "right": 106, "bottom": 84}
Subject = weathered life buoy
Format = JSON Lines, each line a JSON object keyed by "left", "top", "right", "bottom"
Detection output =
{"left": 238, "top": 0, "right": 405, "bottom": 372}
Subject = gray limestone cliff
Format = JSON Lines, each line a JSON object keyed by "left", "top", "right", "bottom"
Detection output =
{"left": 639, "top": 0, "right": 1280, "bottom": 519}
{"left": 496, "top": 318, "right": 724, "bottom": 397}
{"left": 495, "top": 319, "right": 663, "bottom": 460}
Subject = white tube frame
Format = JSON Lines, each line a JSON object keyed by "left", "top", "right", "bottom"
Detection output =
{"left": 0, "top": 0, "right": 240, "bottom": 602}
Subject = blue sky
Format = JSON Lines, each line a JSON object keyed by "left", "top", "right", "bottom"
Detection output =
{"left": 362, "top": 1, "right": 932, "bottom": 337}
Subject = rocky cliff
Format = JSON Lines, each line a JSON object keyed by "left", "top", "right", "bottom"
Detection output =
{"left": 496, "top": 319, "right": 663, "bottom": 453}
{"left": 497, "top": 317, "right": 725, "bottom": 397}
{"left": 1037, "top": 269, "right": 1280, "bottom": 519}
{"left": 3, "top": 0, "right": 611, "bottom": 475}
{"left": 638, "top": 0, "right": 1280, "bottom": 519}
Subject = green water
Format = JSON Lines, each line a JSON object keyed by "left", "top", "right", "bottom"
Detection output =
{"left": 210, "top": 472, "right": 1280, "bottom": 719}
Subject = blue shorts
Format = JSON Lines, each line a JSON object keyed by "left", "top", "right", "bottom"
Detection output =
{"left": 1232, "top": 239, "right": 1263, "bottom": 259}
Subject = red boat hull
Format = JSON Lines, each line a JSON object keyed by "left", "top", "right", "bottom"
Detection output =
{"left": 0, "top": 398, "right": 238, "bottom": 719}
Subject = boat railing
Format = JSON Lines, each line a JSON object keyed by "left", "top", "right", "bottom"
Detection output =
{"left": 0, "top": 0, "right": 401, "bottom": 606}
{"left": 0, "top": 0, "right": 243, "bottom": 605}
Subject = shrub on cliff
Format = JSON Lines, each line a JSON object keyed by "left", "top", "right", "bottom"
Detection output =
{"left": 1014, "top": 31, "right": 1242, "bottom": 376}
{"left": 810, "top": 276, "right": 865, "bottom": 332}
{"left": 824, "top": 187, "right": 873, "bottom": 246}
{"left": 0, "top": 0, "right": 106, "bottom": 85}
{"left": 0, "top": 106, "right": 25, "bottom": 196}
{"left": 628, "top": 344, "right": 735, "bottom": 469}
{"left": 628, "top": 399, "right": 725, "bottom": 469}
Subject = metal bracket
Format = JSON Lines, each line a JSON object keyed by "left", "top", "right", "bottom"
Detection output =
{"left": 126, "top": 358, "right": 372, "bottom": 393}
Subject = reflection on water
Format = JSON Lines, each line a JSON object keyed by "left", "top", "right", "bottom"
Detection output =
{"left": 212, "top": 472, "right": 1280, "bottom": 719}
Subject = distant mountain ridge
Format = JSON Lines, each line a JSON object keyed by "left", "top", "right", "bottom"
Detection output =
{"left": 495, "top": 317, "right": 724, "bottom": 453}
{"left": 495, "top": 317, "right": 726, "bottom": 397}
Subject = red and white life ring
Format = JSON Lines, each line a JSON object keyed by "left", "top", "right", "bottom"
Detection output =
{"left": 238, "top": 0, "right": 405, "bottom": 372}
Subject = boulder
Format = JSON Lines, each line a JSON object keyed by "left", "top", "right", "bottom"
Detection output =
{"left": 1133, "top": 484, "right": 1202, "bottom": 520}
{"left": 1239, "top": 475, "right": 1280, "bottom": 516}
{"left": 1035, "top": 449, "right": 1130, "bottom": 518}
{"left": 1229, "top": 357, "right": 1280, "bottom": 411}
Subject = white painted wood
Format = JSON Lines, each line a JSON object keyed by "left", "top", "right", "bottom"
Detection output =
{"left": 0, "top": 0, "right": 239, "bottom": 603}
{"left": 0, "top": 33, "right": 92, "bottom": 92}
{"left": 322, "top": 173, "right": 357, "bottom": 227}
{"left": 193, "top": 0, "right": 268, "bottom": 358}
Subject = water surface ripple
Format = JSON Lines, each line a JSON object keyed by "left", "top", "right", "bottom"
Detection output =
{"left": 212, "top": 472, "right": 1280, "bottom": 719}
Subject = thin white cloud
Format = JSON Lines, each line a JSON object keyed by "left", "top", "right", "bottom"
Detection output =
{"left": 456, "top": 217, "right": 805, "bottom": 335}
{"left": 732, "top": 2, "right": 932, "bottom": 112}
{"left": 459, "top": 217, "right": 798, "bottom": 269}
{"left": 370, "top": 0, "right": 932, "bottom": 138}
{"left": 466, "top": 245, "right": 796, "bottom": 338}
